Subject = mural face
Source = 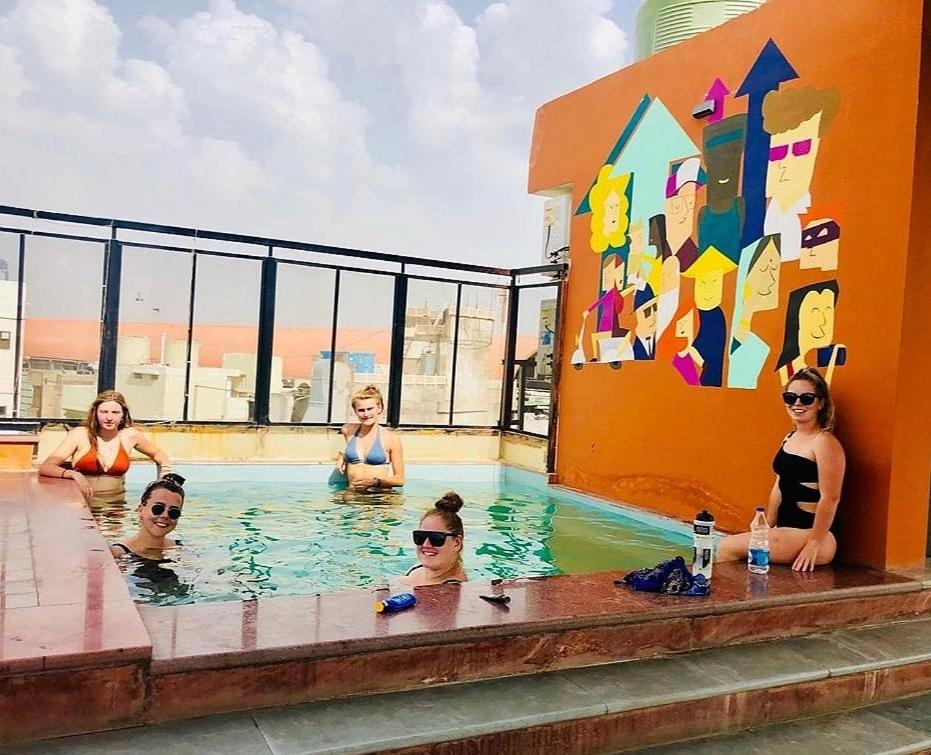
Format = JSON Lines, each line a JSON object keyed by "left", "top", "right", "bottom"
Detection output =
{"left": 703, "top": 115, "right": 747, "bottom": 205}
{"left": 573, "top": 40, "right": 846, "bottom": 388}
{"left": 765, "top": 112, "right": 821, "bottom": 211}
{"left": 745, "top": 237, "right": 781, "bottom": 312}
{"left": 797, "top": 288, "right": 836, "bottom": 355}
{"left": 800, "top": 219, "right": 840, "bottom": 270}
{"left": 589, "top": 167, "right": 631, "bottom": 254}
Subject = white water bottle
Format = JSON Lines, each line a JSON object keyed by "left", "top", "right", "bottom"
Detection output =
{"left": 748, "top": 508, "right": 770, "bottom": 574}
{"left": 692, "top": 510, "right": 715, "bottom": 581}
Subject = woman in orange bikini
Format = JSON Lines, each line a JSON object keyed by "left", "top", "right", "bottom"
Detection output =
{"left": 38, "top": 390, "right": 172, "bottom": 505}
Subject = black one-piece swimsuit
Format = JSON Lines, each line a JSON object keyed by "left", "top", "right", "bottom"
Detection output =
{"left": 772, "top": 433, "right": 825, "bottom": 530}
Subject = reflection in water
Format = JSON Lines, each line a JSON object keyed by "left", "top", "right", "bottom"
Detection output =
{"left": 95, "top": 478, "right": 690, "bottom": 607}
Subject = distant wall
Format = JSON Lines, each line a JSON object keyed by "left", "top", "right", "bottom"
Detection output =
{"left": 530, "top": 0, "right": 931, "bottom": 567}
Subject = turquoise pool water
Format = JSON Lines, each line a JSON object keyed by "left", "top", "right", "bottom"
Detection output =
{"left": 96, "top": 465, "right": 691, "bottom": 606}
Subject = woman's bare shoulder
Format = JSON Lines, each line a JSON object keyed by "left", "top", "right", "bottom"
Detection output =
{"left": 814, "top": 431, "right": 845, "bottom": 457}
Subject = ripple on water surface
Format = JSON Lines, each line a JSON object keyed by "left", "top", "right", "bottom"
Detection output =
{"left": 96, "top": 478, "right": 690, "bottom": 606}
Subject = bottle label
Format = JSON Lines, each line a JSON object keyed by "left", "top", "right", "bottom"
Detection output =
{"left": 748, "top": 548, "right": 770, "bottom": 568}
{"left": 694, "top": 523, "right": 713, "bottom": 536}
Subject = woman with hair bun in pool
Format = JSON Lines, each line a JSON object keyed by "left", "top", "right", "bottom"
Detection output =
{"left": 336, "top": 384, "right": 405, "bottom": 492}
{"left": 398, "top": 492, "right": 468, "bottom": 586}
{"left": 39, "top": 390, "right": 172, "bottom": 505}
{"left": 110, "top": 473, "right": 187, "bottom": 560}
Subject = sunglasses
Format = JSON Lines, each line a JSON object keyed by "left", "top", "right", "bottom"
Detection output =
{"left": 768, "top": 138, "right": 812, "bottom": 161}
{"left": 782, "top": 391, "right": 819, "bottom": 406}
{"left": 148, "top": 502, "right": 182, "bottom": 520}
{"left": 412, "top": 530, "right": 457, "bottom": 547}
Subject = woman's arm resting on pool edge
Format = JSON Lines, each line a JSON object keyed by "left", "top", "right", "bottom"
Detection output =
{"left": 792, "top": 433, "right": 845, "bottom": 572}
{"left": 129, "top": 429, "right": 172, "bottom": 477}
{"left": 37, "top": 429, "right": 80, "bottom": 478}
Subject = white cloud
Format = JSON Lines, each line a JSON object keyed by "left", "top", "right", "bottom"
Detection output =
{"left": 0, "top": 0, "right": 634, "bottom": 267}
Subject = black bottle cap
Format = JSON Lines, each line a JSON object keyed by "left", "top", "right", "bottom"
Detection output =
{"left": 695, "top": 510, "right": 715, "bottom": 522}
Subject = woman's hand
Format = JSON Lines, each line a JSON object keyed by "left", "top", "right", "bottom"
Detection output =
{"left": 69, "top": 471, "right": 94, "bottom": 503}
{"left": 350, "top": 476, "right": 376, "bottom": 490}
{"left": 336, "top": 454, "right": 347, "bottom": 475}
{"left": 792, "top": 539, "right": 821, "bottom": 572}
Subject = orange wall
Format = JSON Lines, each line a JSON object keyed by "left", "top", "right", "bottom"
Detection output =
{"left": 530, "top": 0, "right": 930, "bottom": 567}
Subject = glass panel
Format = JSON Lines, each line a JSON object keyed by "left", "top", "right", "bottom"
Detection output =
{"left": 451, "top": 285, "right": 507, "bottom": 426}
{"left": 273, "top": 263, "right": 336, "bottom": 423}
{"left": 330, "top": 271, "right": 394, "bottom": 424}
{"left": 0, "top": 233, "right": 21, "bottom": 418}
{"left": 21, "top": 236, "right": 105, "bottom": 418}
{"left": 399, "top": 279, "right": 457, "bottom": 425}
{"left": 511, "top": 286, "right": 558, "bottom": 435}
{"left": 189, "top": 254, "right": 261, "bottom": 421}
{"left": 116, "top": 246, "right": 193, "bottom": 421}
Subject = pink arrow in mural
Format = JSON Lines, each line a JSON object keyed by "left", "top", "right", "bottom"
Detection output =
{"left": 705, "top": 78, "right": 730, "bottom": 124}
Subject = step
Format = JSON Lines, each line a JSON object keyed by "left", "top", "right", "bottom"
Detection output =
{"left": 10, "top": 614, "right": 931, "bottom": 754}
{"left": 640, "top": 691, "right": 931, "bottom": 754}
{"left": 138, "top": 562, "right": 931, "bottom": 723}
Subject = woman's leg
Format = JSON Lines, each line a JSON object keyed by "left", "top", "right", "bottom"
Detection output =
{"left": 769, "top": 528, "right": 837, "bottom": 565}
{"left": 717, "top": 531, "right": 751, "bottom": 562}
{"left": 717, "top": 528, "right": 837, "bottom": 566}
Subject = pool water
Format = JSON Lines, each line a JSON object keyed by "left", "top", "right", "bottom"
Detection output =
{"left": 96, "top": 467, "right": 691, "bottom": 606}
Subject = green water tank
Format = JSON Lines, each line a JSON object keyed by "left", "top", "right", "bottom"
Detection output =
{"left": 635, "top": 0, "right": 767, "bottom": 59}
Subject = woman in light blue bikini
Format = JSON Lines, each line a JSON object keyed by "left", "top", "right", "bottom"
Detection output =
{"left": 336, "top": 385, "right": 405, "bottom": 491}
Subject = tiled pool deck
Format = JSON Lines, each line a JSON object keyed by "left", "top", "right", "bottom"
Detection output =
{"left": 2, "top": 470, "right": 930, "bottom": 745}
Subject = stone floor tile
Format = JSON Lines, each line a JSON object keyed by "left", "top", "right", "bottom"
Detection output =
{"left": 640, "top": 710, "right": 930, "bottom": 754}
{"left": 563, "top": 654, "right": 724, "bottom": 714}
{"left": 0, "top": 713, "right": 272, "bottom": 755}
{"left": 685, "top": 638, "right": 828, "bottom": 694}
{"left": 872, "top": 691, "right": 931, "bottom": 735}
{"left": 254, "top": 672, "right": 605, "bottom": 755}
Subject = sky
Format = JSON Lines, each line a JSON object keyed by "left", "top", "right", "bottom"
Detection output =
{"left": 0, "top": 0, "right": 642, "bottom": 272}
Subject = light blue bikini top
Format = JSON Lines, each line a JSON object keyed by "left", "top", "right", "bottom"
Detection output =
{"left": 344, "top": 427, "right": 388, "bottom": 465}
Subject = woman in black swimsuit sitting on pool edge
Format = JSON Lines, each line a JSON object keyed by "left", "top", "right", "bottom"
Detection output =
{"left": 336, "top": 385, "right": 405, "bottom": 491}
{"left": 397, "top": 491, "right": 468, "bottom": 587}
{"left": 718, "top": 367, "right": 846, "bottom": 571}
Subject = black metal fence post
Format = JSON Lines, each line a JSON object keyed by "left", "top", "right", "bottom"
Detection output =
{"left": 97, "top": 236, "right": 122, "bottom": 393}
{"left": 498, "top": 280, "right": 519, "bottom": 430}
{"left": 253, "top": 252, "right": 277, "bottom": 425}
{"left": 387, "top": 274, "right": 408, "bottom": 427}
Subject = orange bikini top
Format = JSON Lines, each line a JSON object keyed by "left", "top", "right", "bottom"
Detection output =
{"left": 73, "top": 443, "right": 131, "bottom": 476}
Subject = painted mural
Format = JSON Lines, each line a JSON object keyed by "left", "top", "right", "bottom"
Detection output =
{"left": 571, "top": 39, "right": 845, "bottom": 390}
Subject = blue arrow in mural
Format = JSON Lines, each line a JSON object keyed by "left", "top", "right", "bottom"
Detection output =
{"left": 736, "top": 39, "right": 798, "bottom": 246}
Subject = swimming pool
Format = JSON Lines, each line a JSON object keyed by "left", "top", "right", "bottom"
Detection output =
{"left": 96, "top": 465, "right": 691, "bottom": 606}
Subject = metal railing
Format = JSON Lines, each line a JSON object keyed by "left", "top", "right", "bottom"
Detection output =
{"left": 0, "top": 205, "right": 564, "bottom": 447}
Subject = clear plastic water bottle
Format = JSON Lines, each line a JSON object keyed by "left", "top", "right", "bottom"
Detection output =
{"left": 748, "top": 508, "right": 770, "bottom": 574}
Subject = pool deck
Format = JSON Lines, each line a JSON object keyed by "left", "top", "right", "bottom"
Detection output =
{"left": 2, "top": 470, "right": 930, "bottom": 744}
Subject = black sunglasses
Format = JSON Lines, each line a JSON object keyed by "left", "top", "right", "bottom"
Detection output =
{"left": 413, "top": 530, "right": 457, "bottom": 547}
{"left": 782, "top": 391, "right": 819, "bottom": 406}
{"left": 149, "top": 502, "right": 182, "bottom": 520}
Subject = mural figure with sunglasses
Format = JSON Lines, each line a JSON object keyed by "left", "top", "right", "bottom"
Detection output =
{"left": 397, "top": 492, "right": 468, "bottom": 587}
{"left": 39, "top": 390, "right": 172, "bottom": 506}
{"left": 109, "top": 473, "right": 186, "bottom": 560}
{"left": 335, "top": 385, "right": 405, "bottom": 493}
{"left": 717, "top": 367, "right": 845, "bottom": 571}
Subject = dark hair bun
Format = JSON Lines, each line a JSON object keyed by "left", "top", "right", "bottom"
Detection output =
{"left": 162, "top": 472, "right": 186, "bottom": 486}
{"left": 435, "top": 491, "right": 463, "bottom": 514}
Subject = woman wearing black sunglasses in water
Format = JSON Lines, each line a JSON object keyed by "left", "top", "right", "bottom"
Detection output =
{"left": 110, "top": 474, "right": 186, "bottom": 559}
{"left": 397, "top": 491, "right": 468, "bottom": 587}
{"left": 718, "top": 368, "right": 845, "bottom": 571}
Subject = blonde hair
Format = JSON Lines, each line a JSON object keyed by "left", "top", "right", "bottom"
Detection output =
{"left": 351, "top": 384, "right": 384, "bottom": 410}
